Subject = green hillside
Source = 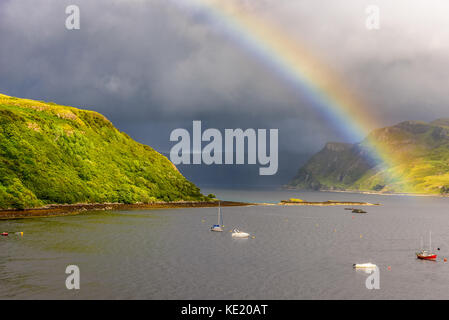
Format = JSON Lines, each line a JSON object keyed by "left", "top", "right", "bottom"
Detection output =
{"left": 288, "top": 120, "right": 449, "bottom": 195}
{"left": 0, "top": 93, "right": 206, "bottom": 209}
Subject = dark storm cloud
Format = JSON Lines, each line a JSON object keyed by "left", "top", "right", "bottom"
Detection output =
{"left": 0, "top": 0, "right": 304, "bottom": 121}
{"left": 1, "top": 0, "right": 448, "bottom": 185}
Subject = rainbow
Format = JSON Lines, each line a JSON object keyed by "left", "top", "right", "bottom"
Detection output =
{"left": 173, "top": 0, "right": 411, "bottom": 191}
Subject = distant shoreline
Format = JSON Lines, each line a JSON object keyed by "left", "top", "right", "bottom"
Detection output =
{"left": 0, "top": 201, "right": 253, "bottom": 220}
{"left": 279, "top": 200, "right": 379, "bottom": 206}
{"left": 283, "top": 186, "right": 449, "bottom": 198}
{"left": 0, "top": 197, "right": 383, "bottom": 220}
{"left": 4, "top": 187, "right": 447, "bottom": 220}
{"left": 318, "top": 189, "right": 449, "bottom": 198}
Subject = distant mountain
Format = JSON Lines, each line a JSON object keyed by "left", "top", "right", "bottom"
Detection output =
{"left": 0, "top": 93, "right": 206, "bottom": 209}
{"left": 288, "top": 119, "right": 449, "bottom": 195}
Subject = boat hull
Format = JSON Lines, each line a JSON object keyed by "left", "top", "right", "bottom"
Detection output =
{"left": 416, "top": 254, "right": 437, "bottom": 261}
{"left": 353, "top": 263, "right": 376, "bottom": 269}
{"left": 232, "top": 232, "right": 250, "bottom": 238}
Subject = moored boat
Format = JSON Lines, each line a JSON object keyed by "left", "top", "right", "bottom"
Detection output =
{"left": 416, "top": 232, "right": 437, "bottom": 261}
{"left": 210, "top": 202, "right": 224, "bottom": 232}
{"left": 353, "top": 262, "right": 376, "bottom": 269}
{"left": 231, "top": 228, "right": 250, "bottom": 238}
{"left": 416, "top": 250, "right": 437, "bottom": 261}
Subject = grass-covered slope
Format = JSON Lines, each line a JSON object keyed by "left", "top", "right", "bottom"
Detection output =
{"left": 288, "top": 120, "right": 449, "bottom": 195}
{"left": 0, "top": 93, "right": 206, "bottom": 209}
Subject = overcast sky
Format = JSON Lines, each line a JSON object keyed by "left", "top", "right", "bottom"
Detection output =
{"left": 1, "top": 0, "right": 448, "bottom": 186}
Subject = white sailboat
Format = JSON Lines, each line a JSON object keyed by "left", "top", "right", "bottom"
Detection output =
{"left": 210, "top": 202, "right": 224, "bottom": 232}
{"left": 231, "top": 228, "right": 250, "bottom": 238}
{"left": 353, "top": 262, "right": 377, "bottom": 269}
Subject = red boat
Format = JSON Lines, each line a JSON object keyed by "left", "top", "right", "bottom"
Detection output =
{"left": 416, "top": 250, "right": 437, "bottom": 261}
{"left": 416, "top": 232, "right": 437, "bottom": 261}
{"left": 1, "top": 232, "right": 8, "bottom": 236}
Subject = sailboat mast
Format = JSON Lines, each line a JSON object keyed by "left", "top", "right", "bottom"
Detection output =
{"left": 430, "top": 231, "right": 432, "bottom": 251}
{"left": 218, "top": 202, "right": 221, "bottom": 225}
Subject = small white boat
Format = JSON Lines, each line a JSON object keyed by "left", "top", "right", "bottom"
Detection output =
{"left": 231, "top": 228, "right": 250, "bottom": 238}
{"left": 353, "top": 262, "right": 377, "bottom": 269}
{"left": 210, "top": 202, "right": 223, "bottom": 232}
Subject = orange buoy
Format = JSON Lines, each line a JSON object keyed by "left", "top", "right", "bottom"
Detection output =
{"left": 444, "top": 258, "right": 447, "bottom": 262}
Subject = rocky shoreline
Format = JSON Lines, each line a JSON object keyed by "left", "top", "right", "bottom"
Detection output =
{"left": 279, "top": 200, "right": 379, "bottom": 206}
{"left": 0, "top": 200, "right": 253, "bottom": 219}
{"left": 0, "top": 198, "right": 382, "bottom": 220}
{"left": 283, "top": 186, "right": 449, "bottom": 198}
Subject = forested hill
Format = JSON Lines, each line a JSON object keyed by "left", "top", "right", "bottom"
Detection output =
{"left": 288, "top": 119, "right": 449, "bottom": 195}
{"left": 0, "top": 93, "right": 206, "bottom": 209}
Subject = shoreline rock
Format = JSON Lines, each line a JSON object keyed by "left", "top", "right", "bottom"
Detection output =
{"left": 0, "top": 200, "right": 253, "bottom": 220}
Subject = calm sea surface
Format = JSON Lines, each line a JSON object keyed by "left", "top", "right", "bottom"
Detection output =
{"left": 1, "top": 188, "right": 449, "bottom": 299}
